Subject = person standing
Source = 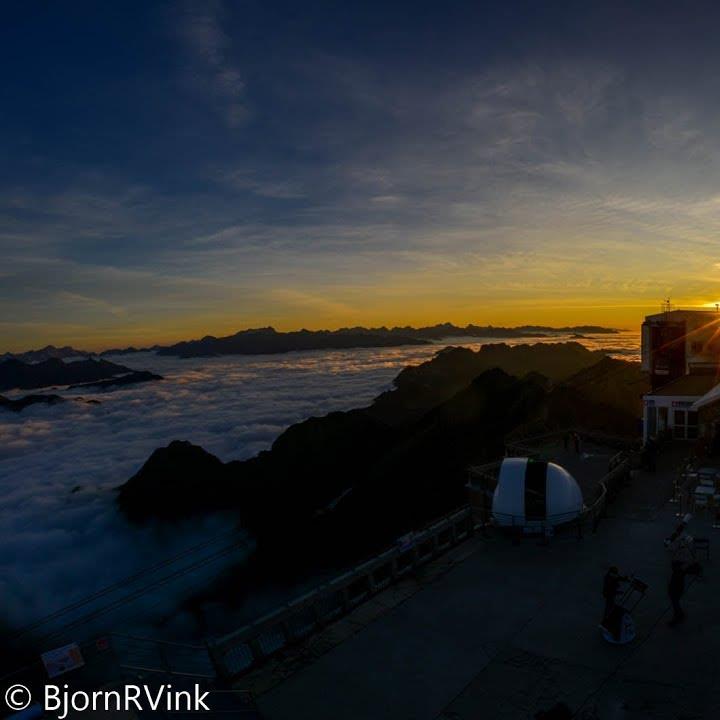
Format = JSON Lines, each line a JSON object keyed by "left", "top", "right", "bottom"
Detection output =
{"left": 602, "top": 566, "right": 626, "bottom": 623}
{"left": 668, "top": 560, "right": 686, "bottom": 626}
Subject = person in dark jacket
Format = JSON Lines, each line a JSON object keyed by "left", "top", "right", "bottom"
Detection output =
{"left": 668, "top": 560, "right": 686, "bottom": 626}
{"left": 602, "top": 566, "right": 627, "bottom": 622}
{"left": 642, "top": 438, "right": 657, "bottom": 472}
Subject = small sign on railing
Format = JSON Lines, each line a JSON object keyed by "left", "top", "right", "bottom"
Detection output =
{"left": 397, "top": 532, "right": 417, "bottom": 552}
{"left": 41, "top": 642, "right": 85, "bottom": 679}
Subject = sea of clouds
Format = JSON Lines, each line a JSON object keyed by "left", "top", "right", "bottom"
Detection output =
{"left": 0, "top": 333, "right": 639, "bottom": 644}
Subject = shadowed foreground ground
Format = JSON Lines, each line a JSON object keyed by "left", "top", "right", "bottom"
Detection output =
{"left": 241, "top": 445, "right": 719, "bottom": 719}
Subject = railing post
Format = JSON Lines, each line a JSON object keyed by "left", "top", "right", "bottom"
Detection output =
{"left": 340, "top": 587, "right": 351, "bottom": 613}
{"left": 207, "top": 640, "right": 228, "bottom": 681}
{"left": 158, "top": 642, "right": 172, "bottom": 674}
{"left": 312, "top": 599, "right": 326, "bottom": 625}
{"left": 248, "top": 638, "right": 264, "bottom": 664}
{"left": 280, "top": 620, "right": 293, "bottom": 643}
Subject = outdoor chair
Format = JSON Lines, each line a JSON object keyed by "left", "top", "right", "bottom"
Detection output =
{"left": 694, "top": 537, "right": 711, "bottom": 560}
{"left": 693, "top": 492, "right": 710, "bottom": 513}
{"left": 698, "top": 468, "right": 718, "bottom": 486}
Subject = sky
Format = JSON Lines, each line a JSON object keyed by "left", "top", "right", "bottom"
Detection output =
{"left": 3, "top": 0, "right": 720, "bottom": 351}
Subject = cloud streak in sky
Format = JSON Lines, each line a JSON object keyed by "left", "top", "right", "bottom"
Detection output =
{"left": 177, "top": 0, "right": 248, "bottom": 128}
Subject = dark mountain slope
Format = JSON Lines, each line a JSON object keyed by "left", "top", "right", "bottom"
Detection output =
{"left": 156, "top": 327, "right": 430, "bottom": 358}
{"left": 370, "top": 342, "right": 607, "bottom": 425}
{"left": 325, "top": 369, "right": 548, "bottom": 558}
{"left": 117, "top": 409, "right": 397, "bottom": 533}
{"left": 0, "top": 357, "right": 133, "bottom": 391}
{"left": 546, "top": 357, "right": 648, "bottom": 437}
{"left": 0, "top": 394, "right": 66, "bottom": 411}
{"left": 118, "top": 441, "right": 230, "bottom": 522}
{"left": 0, "top": 345, "right": 89, "bottom": 363}
{"left": 560, "top": 356, "right": 648, "bottom": 418}
{"left": 117, "top": 368, "right": 547, "bottom": 565}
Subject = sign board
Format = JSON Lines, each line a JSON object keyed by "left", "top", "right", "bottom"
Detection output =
{"left": 397, "top": 532, "right": 417, "bottom": 552}
{"left": 41, "top": 643, "right": 85, "bottom": 679}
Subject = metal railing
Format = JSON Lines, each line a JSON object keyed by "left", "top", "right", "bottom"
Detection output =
{"left": 580, "top": 453, "right": 626, "bottom": 532}
{"left": 112, "top": 633, "right": 215, "bottom": 679}
{"left": 207, "top": 507, "right": 474, "bottom": 679}
{"left": 505, "top": 430, "right": 562, "bottom": 459}
{"left": 505, "top": 428, "right": 635, "bottom": 459}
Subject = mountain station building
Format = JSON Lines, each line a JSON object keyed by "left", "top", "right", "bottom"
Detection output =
{"left": 642, "top": 308, "right": 720, "bottom": 443}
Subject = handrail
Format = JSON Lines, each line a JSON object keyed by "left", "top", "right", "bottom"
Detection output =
{"left": 208, "top": 507, "right": 475, "bottom": 679}
{"left": 109, "top": 632, "right": 208, "bottom": 651}
{"left": 505, "top": 428, "right": 635, "bottom": 458}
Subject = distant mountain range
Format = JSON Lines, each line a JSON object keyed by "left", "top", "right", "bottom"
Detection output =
{"left": 150, "top": 324, "right": 620, "bottom": 358}
{"left": 68, "top": 370, "right": 163, "bottom": 391}
{"left": 2, "top": 323, "right": 620, "bottom": 361}
{"left": 0, "top": 393, "right": 101, "bottom": 412}
{"left": 0, "top": 357, "right": 159, "bottom": 392}
{"left": 0, "top": 345, "right": 91, "bottom": 363}
{"left": 153, "top": 327, "right": 429, "bottom": 358}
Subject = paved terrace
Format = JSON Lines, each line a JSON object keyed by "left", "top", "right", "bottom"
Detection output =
{"left": 238, "top": 444, "right": 720, "bottom": 720}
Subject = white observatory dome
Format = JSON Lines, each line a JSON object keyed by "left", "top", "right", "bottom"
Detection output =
{"left": 492, "top": 457, "right": 583, "bottom": 527}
